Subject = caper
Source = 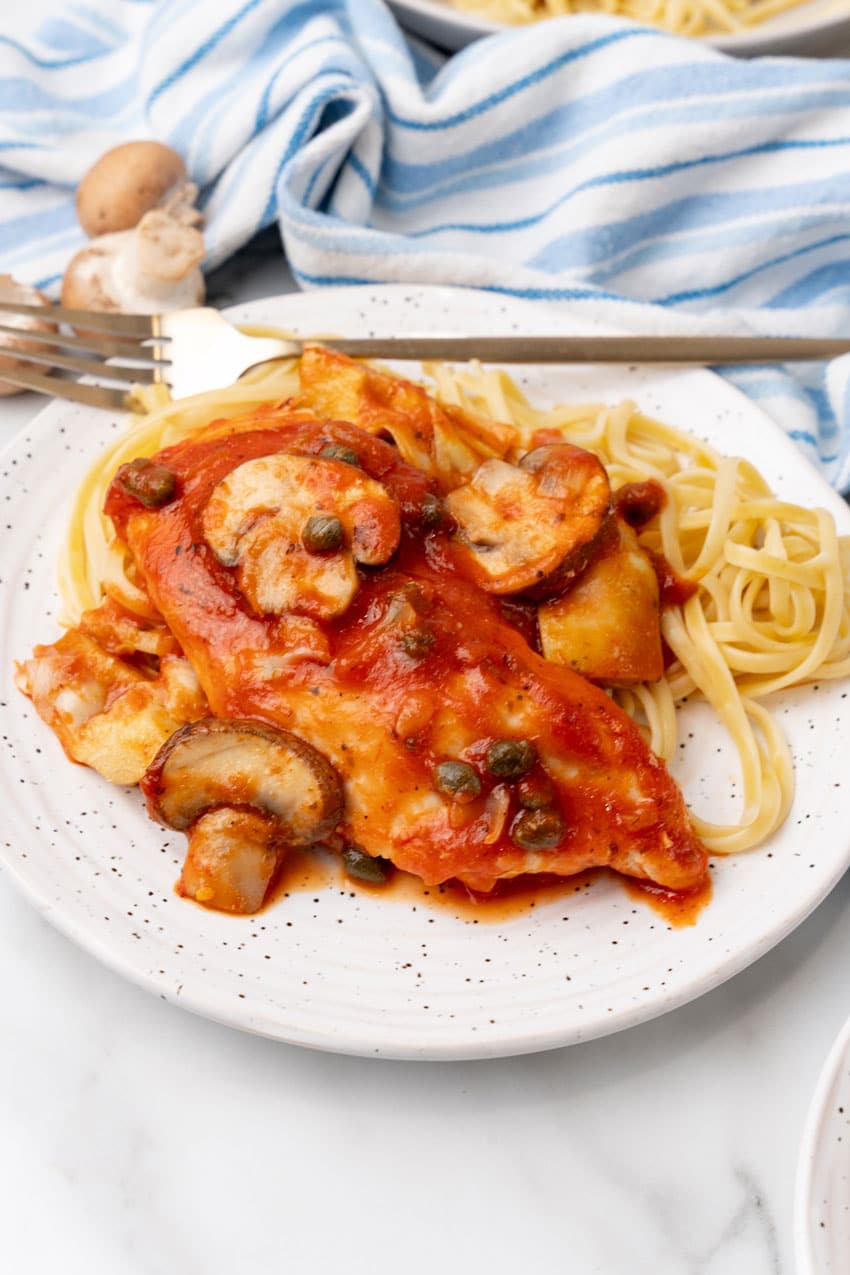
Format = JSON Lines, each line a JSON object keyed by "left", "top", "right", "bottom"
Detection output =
{"left": 302, "top": 514, "right": 344, "bottom": 553}
{"left": 400, "top": 628, "right": 435, "bottom": 659}
{"left": 118, "top": 458, "right": 177, "bottom": 508}
{"left": 343, "top": 845, "right": 390, "bottom": 884}
{"left": 511, "top": 807, "right": 565, "bottom": 851}
{"left": 433, "top": 760, "right": 482, "bottom": 803}
{"left": 420, "top": 492, "right": 445, "bottom": 529}
{"left": 320, "top": 444, "right": 360, "bottom": 467}
{"left": 486, "top": 739, "right": 536, "bottom": 781}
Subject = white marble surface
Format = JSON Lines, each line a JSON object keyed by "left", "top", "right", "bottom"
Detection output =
{"left": 2, "top": 238, "right": 850, "bottom": 1274}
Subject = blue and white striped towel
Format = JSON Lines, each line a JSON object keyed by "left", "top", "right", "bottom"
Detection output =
{"left": 3, "top": 1, "right": 850, "bottom": 486}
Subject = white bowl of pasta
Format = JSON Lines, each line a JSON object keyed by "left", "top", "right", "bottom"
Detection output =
{"left": 2, "top": 283, "right": 850, "bottom": 1059}
{"left": 795, "top": 1013, "right": 850, "bottom": 1274}
{"left": 389, "top": 0, "right": 850, "bottom": 55}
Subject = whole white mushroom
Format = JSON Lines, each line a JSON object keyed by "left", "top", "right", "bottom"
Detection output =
{"left": 61, "top": 209, "right": 206, "bottom": 314}
{"left": 75, "top": 140, "right": 201, "bottom": 238}
{"left": 64, "top": 139, "right": 206, "bottom": 314}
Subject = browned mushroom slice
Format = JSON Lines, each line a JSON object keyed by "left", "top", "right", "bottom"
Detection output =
{"left": 143, "top": 718, "right": 343, "bottom": 838}
{"left": 141, "top": 719, "right": 344, "bottom": 914}
{"left": 539, "top": 516, "right": 663, "bottom": 685}
{"left": 443, "top": 443, "right": 611, "bottom": 596}
{"left": 202, "top": 452, "right": 401, "bottom": 620}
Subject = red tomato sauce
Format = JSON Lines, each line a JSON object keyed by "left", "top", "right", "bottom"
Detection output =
{"left": 614, "top": 480, "right": 697, "bottom": 608}
{"left": 264, "top": 852, "right": 710, "bottom": 928}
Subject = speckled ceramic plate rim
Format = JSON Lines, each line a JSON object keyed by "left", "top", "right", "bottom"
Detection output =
{"left": 2, "top": 283, "right": 850, "bottom": 1061}
{"left": 795, "top": 1013, "right": 850, "bottom": 1273}
{"left": 388, "top": 0, "right": 850, "bottom": 55}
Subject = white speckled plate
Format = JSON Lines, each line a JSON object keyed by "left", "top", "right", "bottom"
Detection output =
{"left": 2, "top": 284, "right": 850, "bottom": 1060}
{"left": 389, "top": 0, "right": 850, "bottom": 56}
{"left": 795, "top": 1014, "right": 850, "bottom": 1273}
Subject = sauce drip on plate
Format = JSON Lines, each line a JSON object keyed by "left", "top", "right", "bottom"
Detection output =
{"left": 261, "top": 851, "right": 711, "bottom": 928}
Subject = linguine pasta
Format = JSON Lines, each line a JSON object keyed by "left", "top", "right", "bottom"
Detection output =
{"left": 57, "top": 355, "right": 850, "bottom": 860}
{"left": 449, "top": 0, "right": 814, "bottom": 38}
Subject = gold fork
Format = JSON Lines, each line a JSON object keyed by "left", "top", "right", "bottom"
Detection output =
{"left": 2, "top": 300, "right": 850, "bottom": 412}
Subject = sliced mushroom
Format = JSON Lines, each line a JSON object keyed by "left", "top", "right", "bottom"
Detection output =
{"left": 0, "top": 275, "right": 56, "bottom": 396}
{"left": 141, "top": 719, "right": 344, "bottom": 914}
{"left": 539, "top": 516, "right": 663, "bottom": 685}
{"left": 443, "top": 443, "right": 611, "bottom": 596}
{"left": 143, "top": 718, "right": 343, "bottom": 835}
{"left": 76, "top": 140, "right": 200, "bottom": 238}
{"left": 202, "top": 452, "right": 401, "bottom": 620}
{"left": 61, "top": 209, "right": 205, "bottom": 315}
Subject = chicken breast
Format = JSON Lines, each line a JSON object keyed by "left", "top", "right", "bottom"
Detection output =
{"left": 15, "top": 629, "right": 207, "bottom": 785}
{"left": 104, "top": 409, "right": 707, "bottom": 894}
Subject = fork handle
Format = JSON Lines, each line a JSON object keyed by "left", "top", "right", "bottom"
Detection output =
{"left": 319, "top": 335, "right": 850, "bottom": 364}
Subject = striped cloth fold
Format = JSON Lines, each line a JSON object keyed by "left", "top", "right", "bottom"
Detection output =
{"left": 3, "top": 1, "right": 850, "bottom": 487}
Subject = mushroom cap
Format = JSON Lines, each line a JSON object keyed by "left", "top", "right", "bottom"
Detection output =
{"left": 76, "top": 140, "right": 188, "bottom": 238}
{"left": 202, "top": 452, "right": 401, "bottom": 620}
{"left": 0, "top": 275, "right": 55, "bottom": 396}
{"left": 141, "top": 718, "right": 344, "bottom": 845}
{"left": 443, "top": 443, "right": 611, "bottom": 596}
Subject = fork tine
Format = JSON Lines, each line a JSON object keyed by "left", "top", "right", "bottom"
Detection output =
{"left": 0, "top": 365, "right": 132, "bottom": 410}
{"left": 0, "top": 299, "right": 157, "bottom": 338}
{"left": 0, "top": 320, "right": 170, "bottom": 362}
{"left": 0, "top": 345, "right": 166, "bottom": 384}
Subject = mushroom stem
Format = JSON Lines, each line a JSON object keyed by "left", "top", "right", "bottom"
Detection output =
{"left": 141, "top": 718, "right": 345, "bottom": 915}
{"left": 180, "top": 807, "right": 283, "bottom": 914}
{"left": 158, "top": 179, "right": 203, "bottom": 227}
